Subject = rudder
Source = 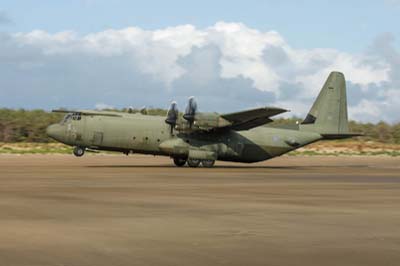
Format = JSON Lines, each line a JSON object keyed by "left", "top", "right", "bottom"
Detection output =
{"left": 300, "top": 72, "right": 350, "bottom": 136}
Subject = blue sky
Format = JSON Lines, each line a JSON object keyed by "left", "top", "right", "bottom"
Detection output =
{"left": 2, "top": 0, "right": 399, "bottom": 52}
{"left": 0, "top": 0, "right": 399, "bottom": 122}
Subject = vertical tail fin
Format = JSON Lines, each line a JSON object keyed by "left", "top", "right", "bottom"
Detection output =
{"left": 300, "top": 72, "right": 355, "bottom": 138}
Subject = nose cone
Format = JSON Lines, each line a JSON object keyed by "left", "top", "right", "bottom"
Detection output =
{"left": 46, "top": 124, "right": 64, "bottom": 142}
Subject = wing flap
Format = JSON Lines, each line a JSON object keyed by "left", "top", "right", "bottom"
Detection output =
{"left": 221, "top": 107, "right": 288, "bottom": 131}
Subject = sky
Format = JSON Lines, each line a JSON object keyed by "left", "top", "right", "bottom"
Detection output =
{"left": 0, "top": 0, "right": 399, "bottom": 122}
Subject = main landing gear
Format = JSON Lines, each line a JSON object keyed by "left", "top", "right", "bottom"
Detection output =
{"left": 201, "top": 160, "right": 215, "bottom": 168}
{"left": 73, "top": 146, "right": 85, "bottom": 157}
{"left": 187, "top": 159, "right": 201, "bottom": 168}
{"left": 172, "top": 158, "right": 216, "bottom": 168}
{"left": 173, "top": 158, "right": 187, "bottom": 167}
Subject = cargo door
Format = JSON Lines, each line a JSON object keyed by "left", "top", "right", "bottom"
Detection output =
{"left": 92, "top": 131, "right": 104, "bottom": 146}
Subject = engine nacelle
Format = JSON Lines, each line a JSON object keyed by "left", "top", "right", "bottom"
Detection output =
{"left": 176, "top": 113, "right": 232, "bottom": 132}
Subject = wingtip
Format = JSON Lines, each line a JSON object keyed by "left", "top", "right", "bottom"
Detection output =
{"left": 277, "top": 108, "right": 290, "bottom": 114}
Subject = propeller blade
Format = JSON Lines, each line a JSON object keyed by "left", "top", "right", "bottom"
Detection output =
{"left": 183, "top": 96, "right": 197, "bottom": 124}
{"left": 165, "top": 101, "right": 179, "bottom": 134}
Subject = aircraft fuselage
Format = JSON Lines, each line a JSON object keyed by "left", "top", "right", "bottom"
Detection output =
{"left": 47, "top": 112, "right": 322, "bottom": 163}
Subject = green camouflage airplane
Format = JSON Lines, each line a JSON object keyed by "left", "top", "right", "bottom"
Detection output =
{"left": 47, "top": 71, "right": 360, "bottom": 167}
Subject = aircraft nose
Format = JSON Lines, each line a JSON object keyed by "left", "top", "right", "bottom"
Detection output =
{"left": 46, "top": 124, "right": 63, "bottom": 141}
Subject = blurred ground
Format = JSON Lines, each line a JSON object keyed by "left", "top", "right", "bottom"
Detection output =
{"left": 0, "top": 155, "right": 399, "bottom": 266}
{"left": 1, "top": 141, "right": 400, "bottom": 156}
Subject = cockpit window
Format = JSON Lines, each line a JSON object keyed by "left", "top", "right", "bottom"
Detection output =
{"left": 72, "top": 113, "right": 81, "bottom": 121}
{"left": 60, "top": 114, "right": 72, "bottom": 125}
{"left": 60, "top": 113, "right": 81, "bottom": 124}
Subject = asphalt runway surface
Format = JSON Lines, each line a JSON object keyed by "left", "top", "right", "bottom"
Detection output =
{"left": 0, "top": 155, "right": 399, "bottom": 266}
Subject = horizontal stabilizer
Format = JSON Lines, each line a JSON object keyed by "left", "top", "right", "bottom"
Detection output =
{"left": 320, "top": 133, "right": 364, "bottom": 140}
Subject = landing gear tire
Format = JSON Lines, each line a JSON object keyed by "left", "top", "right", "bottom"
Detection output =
{"left": 173, "top": 158, "right": 187, "bottom": 167}
{"left": 201, "top": 160, "right": 215, "bottom": 168}
{"left": 187, "top": 159, "right": 201, "bottom": 168}
{"left": 73, "top": 146, "right": 85, "bottom": 157}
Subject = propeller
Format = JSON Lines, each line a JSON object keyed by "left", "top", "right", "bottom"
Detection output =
{"left": 140, "top": 106, "right": 148, "bottom": 115}
{"left": 165, "top": 101, "right": 179, "bottom": 134}
{"left": 183, "top": 96, "right": 197, "bottom": 128}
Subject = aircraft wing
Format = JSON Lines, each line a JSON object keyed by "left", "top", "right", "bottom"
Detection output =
{"left": 52, "top": 109, "right": 123, "bottom": 117}
{"left": 221, "top": 107, "right": 288, "bottom": 131}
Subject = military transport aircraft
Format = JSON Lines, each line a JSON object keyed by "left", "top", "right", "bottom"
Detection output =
{"left": 47, "top": 72, "right": 360, "bottom": 168}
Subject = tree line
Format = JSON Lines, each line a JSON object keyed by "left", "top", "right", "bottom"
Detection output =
{"left": 0, "top": 108, "right": 399, "bottom": 144}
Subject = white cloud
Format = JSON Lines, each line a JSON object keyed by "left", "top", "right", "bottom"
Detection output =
{"left": 1, "top": 22, "right": 399, "bottom": 122}
{"left": 349, "top": 99, "right": 383, "bottom": 122}
{"left": 95, "top": 103, "right": 114, "bottom": 110}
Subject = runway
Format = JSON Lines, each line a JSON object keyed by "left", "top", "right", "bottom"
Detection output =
{"left": 0, "top": 155, "right": 399, "bottom": 266}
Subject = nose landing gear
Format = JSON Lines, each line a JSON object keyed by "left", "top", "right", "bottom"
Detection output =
{"left": 73, "top": 146, "right": 85, "bottom": 157}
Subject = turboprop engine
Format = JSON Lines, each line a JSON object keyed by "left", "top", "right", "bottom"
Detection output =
{"left": 165, "top": 101, "right": 179, "bottom": 134}
{"left": 165, "top": 97, "right": 232, "bottom": 133}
